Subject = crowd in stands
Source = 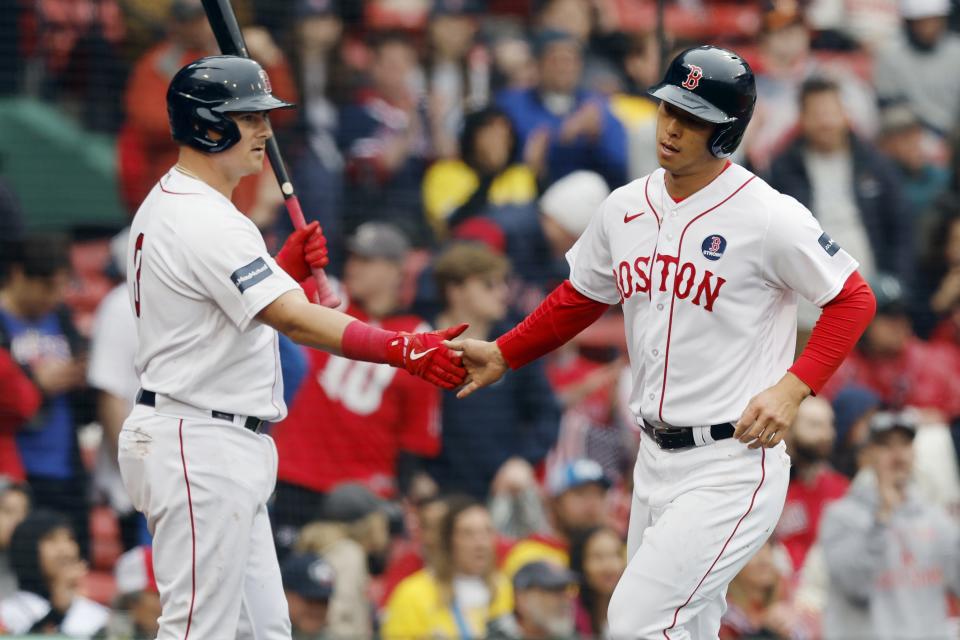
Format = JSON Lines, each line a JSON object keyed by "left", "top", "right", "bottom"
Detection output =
{"left": 2, "top": 0, "right": 960, "bottom": 637}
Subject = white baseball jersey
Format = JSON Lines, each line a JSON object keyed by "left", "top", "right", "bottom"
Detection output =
{"left": 127, "top": 168, "right": 300, "bottom": 421}
{"left": 567, "top": 162, "right": 858, "bottom": 427}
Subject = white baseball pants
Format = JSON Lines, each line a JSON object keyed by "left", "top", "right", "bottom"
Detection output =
{"left": 607, "top": 432, "right": 790, "bottom": 639}
{"left": 118, "top": 403, "right": 291, "bottom": 640}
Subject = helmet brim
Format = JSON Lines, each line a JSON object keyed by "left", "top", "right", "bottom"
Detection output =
{"left": 648, "top": 84, "right": 735, "bottom": 125}
{"left": 214, "top": 94, "right": 295, "bottom": 113}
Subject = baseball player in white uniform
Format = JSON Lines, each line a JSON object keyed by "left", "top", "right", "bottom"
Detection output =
{"left": 119, "top": 55, "right": 467, "bottom": 639}
{"left": 448, "top": 46, "right": 877, "bottom": 638}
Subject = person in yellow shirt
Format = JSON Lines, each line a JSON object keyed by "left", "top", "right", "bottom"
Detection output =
{"left": 381, "top": 496, "right": 513, "bottom": 639}
{"left": 502, "top": 459, "right": 611, "bottom": 578}
{"left": 422, "top": 107, "right": 538, "bottom": 238}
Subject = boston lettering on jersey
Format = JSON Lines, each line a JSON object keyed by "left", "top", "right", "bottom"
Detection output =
{"left": 613, "top": 254, "right": 726, "bottom": 312}
{"left": 231, "top": 257, "right": 273, "bottom": 293}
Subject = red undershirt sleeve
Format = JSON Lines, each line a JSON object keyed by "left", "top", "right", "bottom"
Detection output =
{"left": 788, "top": 271, "right": 876, "bottom": 394}
{"left": 496, "top": 280, "right": 610, "bottom": 369}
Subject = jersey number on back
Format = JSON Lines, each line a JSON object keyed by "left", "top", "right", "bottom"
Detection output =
{"left": 133, "top": 233, "right": 145, "bottom": 318}
{"left": 319, "top": 356, "right": 397, "bottom": 415}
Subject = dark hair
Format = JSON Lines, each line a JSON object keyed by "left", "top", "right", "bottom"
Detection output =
{"left": 433, "top": 241, "right": 511, "bottom": 308}
{"left": 9, "top": 509, "right": 73, "bottom": 599}
{"left": 458, "top": 107, "right": 519, "bottom": 172}
{"left": 7, "top": 234, "right": 70, "bottom": 279}
{"left": 435, "top": 495, "right": 497, "bottom": 598}
{"left": 799, "top": 76, "right": 839, "bottom": 108}
{"left": 569, "top": 526, "right": 623, "bottom": 636}
{"left": 369, "top": 30, "right": 416, "bottom": 56}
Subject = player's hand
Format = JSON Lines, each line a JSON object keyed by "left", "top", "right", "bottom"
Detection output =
{"left": 442, "top": 338, "right": 509, "bottom": 399}
{"left": 275, "top": 221, "right": 329, "bottom": 282}
{"left": 734, "top": 373, "right": 810, "bottom": 449}
{"left": 386, "top": 324, "right": 469, "bottom": 390}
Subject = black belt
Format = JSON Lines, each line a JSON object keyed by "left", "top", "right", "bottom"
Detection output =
{"left": 136, "top": 389, "right": 265, "bottom": 433}
{"left": 641, "top": 420, "right": 736, "bottom": 450}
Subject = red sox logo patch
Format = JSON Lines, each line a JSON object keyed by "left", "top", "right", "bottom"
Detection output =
{"left": 258, "top": 68, "right": 273, "bottom": 93}
{"left": 681, "top": 64, "right": 704, "bottom": 90}
{"left": 701, "top": 234, "right": 727, "bottom": 261}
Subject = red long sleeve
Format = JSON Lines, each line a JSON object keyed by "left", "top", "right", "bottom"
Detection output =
{"left": 0, "top": 348, "right": 41, "bottom": 433}
{"left": 496, "top": 280, "right": 610, "bottom": 369}
{"left": 789, "top": 271, "right": 876, "bottom": 394}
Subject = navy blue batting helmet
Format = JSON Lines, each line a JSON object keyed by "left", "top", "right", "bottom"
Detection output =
{"left": 166, "top": 55, "right": 294, "bottom": 153}
{"left": 648, "top": 46, "right": 756, "bottom": 158}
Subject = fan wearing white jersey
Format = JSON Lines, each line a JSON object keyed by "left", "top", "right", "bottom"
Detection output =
{"left": 448, "top": 46, "right": 876, "bottom": 639}
{"left": 119, "top": 56, "right": 467, "bottom": 640}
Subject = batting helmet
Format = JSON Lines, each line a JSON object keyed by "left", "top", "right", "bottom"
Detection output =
{"left": 167, "top": 55, "right": 294, "bottom": 153}
{"left": 648, "top": 46, "right": 756, "bottom": 158}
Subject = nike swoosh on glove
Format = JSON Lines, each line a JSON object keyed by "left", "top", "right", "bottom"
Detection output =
{"left": 385, "top": 324, "right": 469, "bottom": 390}
{"left": 275, "top": 221, "right": 329, "bottom": 282}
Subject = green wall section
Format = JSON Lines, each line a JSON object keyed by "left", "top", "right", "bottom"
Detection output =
{"left": 0, "top": 97, "right": 126, "bottom": 231}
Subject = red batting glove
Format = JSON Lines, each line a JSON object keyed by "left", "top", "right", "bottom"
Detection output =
{"left": 275, "top": 221, "right": 329, "bottom": 282}
{"left": 385, "top": 324, "right": 469, "bottom": 390}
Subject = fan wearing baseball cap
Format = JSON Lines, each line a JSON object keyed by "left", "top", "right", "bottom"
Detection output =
{"left": 818, "top": 409, "right": 960, "bottom": 638}
{"left": 501, "top": 459, "right": 612, "bottom": 578}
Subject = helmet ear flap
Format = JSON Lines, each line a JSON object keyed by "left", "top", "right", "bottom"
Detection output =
{"left": 190, "top": 108, "right": 241, "bottom": 153}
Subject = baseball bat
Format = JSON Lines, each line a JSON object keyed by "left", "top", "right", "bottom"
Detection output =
{"left": 200, "top": 0, "right": 340, "bottom": 308}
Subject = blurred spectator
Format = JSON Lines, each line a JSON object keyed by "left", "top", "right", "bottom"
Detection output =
{"left": 107, "top": 545, "right": 160, "bottom": 640}
{"left": 918, "top": 207, "right": 960, "bottom": 340}
{"left": 282, "top": 553, "right": 335, "bottom": 640}
{"left": 819, "top": 411, "right": 960, "bottom": 639}
{"left": 830, "top": 385, "right": 882, "bottom": 478}
{"left": 380, "top": 493, "right": 450, "bottom": 605}
{"left": 425, "top": 0, "right": 487, "bottom": 159}
{"left": 0, "top": 482, "right": 30, "bottom": 599}
{"left": 272, "top": 224, "right": 441, "bottom": 556}
{"left": 0, "top": 510, "right": 109, "bottom": 636}
{"left": 488, "top": 458, "right": 549, "bottom": 540}
{"left": 502, "top": 459, "right": 610, "bottom": 578}
{"left": 338, "top": 31, "right": 432, "bottom": 245}
{"left": 875, "top": 104, "right": 949, "bottom": 239}
{"left": 804, "top": 0, "right": 900, "bottom": 50}
{"left": 451, "top": 169, "right": 611, "bottom": 311}
{"left": 381, "top": 497, "right": 513, "bottom": 640}
{"left": 775, "top": 397, "right": 849, "bottom": 571}
{"left": 0, "top": 235, "right": 92, "bottom": 558}
{"left": 19, "top": 0, "right": 126, "bottom": 131}
{"left": 496, "top": 30, "right": 627, "bottom": 189}
{"left": 767, "top": 77, "right": 911, "bottom": 288}
{"left": 295, "top": 483, "right": 391, "bottom": 640}
{"left": 568, "top": 526, "right": 625, "bottom": 638}
{"left": 486, "top": 560, "right": 578, "bottom": 640}
{"left": 425, "top": 243, "right": 560, "bottom": 499}
{"left": 86, "top": 228, "right": 140, "bottom": 552}
{"left": 488, "top": 26, "right": 536, "bottom": 92}
{"left": 279, "top": 0, "right": 349, "bottom": 264}
{"left": 423, "top": 107, "right": 538, "bottom": 237}
{"left": 613, "top": 33, "right": 660, "bottom": 181}
{"left": 117, "top": 0, "right": 296, "bottom": 216}
{"left": 719, "top": 539, "right": 796, "bottom": 640}
{"left": 874, "top": 0, "right": 960, "bottom": 136}
{"left": 747, "top": 3, "right": 878, "bottom": 172}
{"left": 823, "top": 273, "right": 960, "bottom": 420}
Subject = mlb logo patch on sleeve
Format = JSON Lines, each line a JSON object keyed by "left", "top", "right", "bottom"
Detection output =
{"left": 231, "top": 257, "right": 273, "bottom": 293}
{"left": 818, "top": 232, "right": 840, "bottom": 256}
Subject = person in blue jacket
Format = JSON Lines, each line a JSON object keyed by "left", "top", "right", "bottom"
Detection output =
{"left": 496, "top": 30, "right": 627, "bottom": 191}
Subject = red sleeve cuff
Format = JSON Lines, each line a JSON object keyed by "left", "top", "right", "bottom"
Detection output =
{"left": 788, "top": 271, "right": 876, "bottom": 394}
{"left": 496, "top": 280, "right": 609, "bottom": 369}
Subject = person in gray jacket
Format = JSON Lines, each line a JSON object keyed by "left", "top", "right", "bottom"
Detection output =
{"left": 819, "top": 409, "right": 960, "bottom": 639}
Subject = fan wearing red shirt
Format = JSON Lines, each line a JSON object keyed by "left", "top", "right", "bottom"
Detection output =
{"left": 774, "top": 397, "right": 848, "bottom": 571}
{"left": 271, "top": 224, "right": 441, "bottom": 558}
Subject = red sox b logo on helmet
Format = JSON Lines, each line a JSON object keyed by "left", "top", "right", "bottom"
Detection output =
{"left": 681, "top": 64, "right": 704, "bottom": 90}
